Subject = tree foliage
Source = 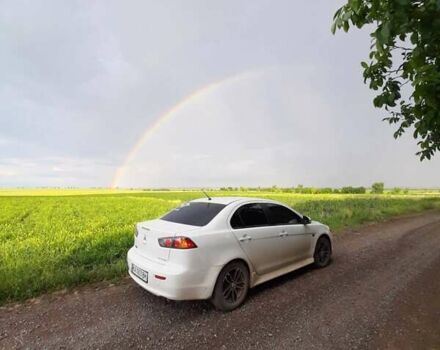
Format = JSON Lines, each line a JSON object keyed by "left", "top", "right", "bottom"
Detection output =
{"left": 371, "top": 182, "right": 385, "bottom": 193}
{"left": 340, "top": 186, "right": 367, "bottom": 194}
{"left": 332, "top": 0, "right": 440, "bottom": 160}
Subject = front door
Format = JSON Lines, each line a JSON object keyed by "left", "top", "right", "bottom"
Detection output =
{"left": 230, "top": 203, "right": 295, "bottom": 275}
{"left": 262, "top": 203, "right": 313, "bottom": 264}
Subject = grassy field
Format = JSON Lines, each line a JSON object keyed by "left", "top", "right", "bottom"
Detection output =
{"left": 1, "top": 189, "right": 440, "bottom": 305}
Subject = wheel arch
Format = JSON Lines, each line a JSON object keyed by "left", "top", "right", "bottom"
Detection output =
{"left": 224, "top": 258, "right": 252, "bottom": 275}
{"left": 315, "top": 233, "right": 332, "bottom": 250}
{"left": 316, "top": 233, "right": 332, "bottom": 244}
{"left": 210, "top": 257, "right": 253, "bottom": 298}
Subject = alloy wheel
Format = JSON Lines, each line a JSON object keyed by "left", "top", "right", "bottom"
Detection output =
{"left": 314, "top": 238, "right": 331, "bottom": 267}
{"left": 222, "top": 267, "right": 246, "bottom": 304}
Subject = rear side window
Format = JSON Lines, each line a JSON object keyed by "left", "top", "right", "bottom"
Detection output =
{"left": 263, "top": 203, "right": 301, "bottom": 225}
{"left": 161, "top": 202, "right": 226, "bottom": 227}
{"left": 230, "top": 203, "right": 268, "bottom": 229}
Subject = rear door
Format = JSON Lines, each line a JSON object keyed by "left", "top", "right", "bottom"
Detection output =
{"left": 262, "top": 203, "right": 313, "bottom": 263}
{"left": 230, "top": 203, "right": 294, "bottom": 275}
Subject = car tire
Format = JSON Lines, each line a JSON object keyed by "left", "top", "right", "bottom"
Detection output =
{"left": 313, "top": 236, "right": 332, "bottom": 268}
{"left": 211, "top": 261, "right": 249, "bottom": 312}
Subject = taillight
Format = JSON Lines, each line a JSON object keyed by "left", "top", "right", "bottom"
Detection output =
{"left": 158, "top": 236, "right": 197, "bottom": 249}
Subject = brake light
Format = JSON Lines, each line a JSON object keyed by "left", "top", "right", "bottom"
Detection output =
{"left": 158, "top": 236, "right": 197, "bottom": 249}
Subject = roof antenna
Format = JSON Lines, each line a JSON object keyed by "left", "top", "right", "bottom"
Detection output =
{"left": 202, "top": 189, "right": 211, "bottom": 200}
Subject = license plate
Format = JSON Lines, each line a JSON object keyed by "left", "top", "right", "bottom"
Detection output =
{"left": 131, "top": 264, "right": 148, "bottom": 283}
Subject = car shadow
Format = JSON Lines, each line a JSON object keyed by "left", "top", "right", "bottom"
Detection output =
{"left": 247, "top": 263, "right": 316, "bottom": 298}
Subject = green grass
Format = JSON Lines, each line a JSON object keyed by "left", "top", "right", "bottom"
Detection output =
{"left": 1, "top": 189, "right": 440, "bottom": 305}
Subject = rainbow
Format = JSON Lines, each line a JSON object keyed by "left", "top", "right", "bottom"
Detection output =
{"left": 111, "top": 70, "right": 263, "bottom": 188}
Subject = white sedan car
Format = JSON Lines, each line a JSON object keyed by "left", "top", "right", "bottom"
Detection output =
{"left": 127, "top": 197, "right": 332, "bottom": 311}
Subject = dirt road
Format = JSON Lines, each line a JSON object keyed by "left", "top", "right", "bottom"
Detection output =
{"left": 1, "top": 211, "right": 440, "bottom": 350}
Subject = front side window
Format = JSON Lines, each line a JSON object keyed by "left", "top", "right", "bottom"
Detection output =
{"left": 161, "top": 202, "right": 226, "bottom": 227}
{"left": 230, "top": 203, "right": 268, "bottom": 229}
{"left": 263, "top": 203, "right": 301, "bottom": 225}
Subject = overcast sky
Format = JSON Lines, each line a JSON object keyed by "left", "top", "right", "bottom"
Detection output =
{"left": 1, "top": 0, "right": 439, "bottom": 188}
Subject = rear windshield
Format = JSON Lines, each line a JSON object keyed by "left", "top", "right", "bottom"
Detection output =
{"left": 161, "top": 202, "right": 226, "bottom": 227}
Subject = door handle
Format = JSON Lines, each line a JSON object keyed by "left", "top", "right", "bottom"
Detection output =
{"left": 279, "top": 231, "right": 288, "bottom": 237}
{"left": 239, "top": 235, "right": 252, "bottom": 242}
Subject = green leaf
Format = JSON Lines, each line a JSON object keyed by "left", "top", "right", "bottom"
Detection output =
{"left": 352, "top": 0, "right": 361, "bottom": 13}
{"left": 381, "top": 22, "right": 391, "bottom": 42}
{"left": 410, "top": 32, "right": 418, "bottom": 44}
{"left": 331, "top": 21, "right": 337, "bottom": 34}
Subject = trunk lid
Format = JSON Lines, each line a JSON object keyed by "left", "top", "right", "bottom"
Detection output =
{"left": 134, "top": 219, "right": 199, "bottom": 262}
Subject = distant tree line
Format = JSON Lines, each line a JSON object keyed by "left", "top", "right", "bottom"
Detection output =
{"left": 134, "top": 182, "right": 421, "bottom": 194}
{"left": 218, "top": 182, "right": 410, "bottom": 195}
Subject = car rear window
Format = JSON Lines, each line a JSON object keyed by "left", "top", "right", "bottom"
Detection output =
{"left": 161, "top": 202, "right": 226, "bottom": 227}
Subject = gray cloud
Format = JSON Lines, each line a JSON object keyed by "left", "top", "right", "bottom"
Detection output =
{"left": 0, "top": 0, "right": 439, "bottom": 188}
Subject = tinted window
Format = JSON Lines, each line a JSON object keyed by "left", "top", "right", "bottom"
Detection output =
{"left": 264, "top": 203, "right": 301, "bottom": 225}
{"left": 230, "top": 212, "right": 243, "bottom": 229}
{"left": 161, "top": 202, "right": 226, "bottom": 226}
{"left": 231, "top": 203, "right": 268, "bottom": 229}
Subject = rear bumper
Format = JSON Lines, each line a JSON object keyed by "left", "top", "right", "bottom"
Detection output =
{"left": 127, "top": 247, "right": 221, "bottom": 300}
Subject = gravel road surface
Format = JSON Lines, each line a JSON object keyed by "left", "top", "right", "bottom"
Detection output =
{"left": 1, "top": 211, "right": 440, "bottom": 350}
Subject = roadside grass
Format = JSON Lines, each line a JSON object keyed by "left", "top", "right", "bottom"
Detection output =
{"left": 1, "top": 190, "right": 440, "bottom": 305}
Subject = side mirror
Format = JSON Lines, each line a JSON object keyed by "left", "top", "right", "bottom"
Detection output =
{"left": 302, "top": 215, "right": 311, "bottom": 225}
